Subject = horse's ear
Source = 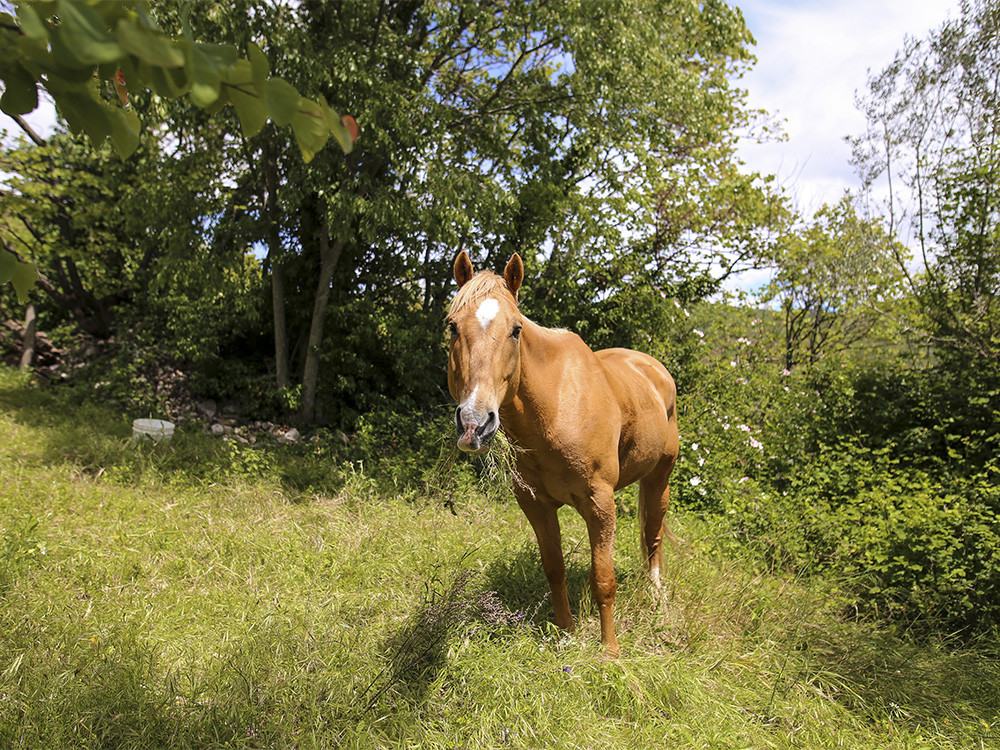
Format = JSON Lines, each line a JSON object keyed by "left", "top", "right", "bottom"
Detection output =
{"left": 454, "top": 250, "right": 474, "bottom": 288}
{"left": 504, "top": 253, "right": 524, "bottom": 299}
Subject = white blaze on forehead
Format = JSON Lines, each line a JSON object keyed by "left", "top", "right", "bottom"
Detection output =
{"left": 475, "top": 298, "right": 500, "bottom": 330}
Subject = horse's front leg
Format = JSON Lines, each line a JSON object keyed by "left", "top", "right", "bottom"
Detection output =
{"left": 581, "top": 485, "right": 619, "bottom": 656}
{"left": 515, "top": 488, "right": 574, "bottom": 632}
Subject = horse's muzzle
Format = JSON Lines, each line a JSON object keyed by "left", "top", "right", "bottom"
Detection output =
{"left": 455, "top": 406, "right": 498, "bottom": 453}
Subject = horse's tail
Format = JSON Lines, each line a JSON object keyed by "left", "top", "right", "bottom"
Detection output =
{"left": 638, "top": 480, "right": 649, "bottom": 567}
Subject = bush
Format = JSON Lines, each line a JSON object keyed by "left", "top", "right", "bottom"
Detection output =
{"left": 726, "top": 439, "right": 1000, "bottom": 635}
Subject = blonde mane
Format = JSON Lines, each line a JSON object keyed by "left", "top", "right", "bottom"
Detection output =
{"left": 448, "top": 271, "right": 518, "bottom": 317}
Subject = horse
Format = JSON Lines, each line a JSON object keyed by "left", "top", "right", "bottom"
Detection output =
{"left": 446, "top": 250, "right": 679, "bottom": 656}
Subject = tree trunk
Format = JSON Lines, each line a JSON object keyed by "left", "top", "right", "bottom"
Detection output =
{"left": 298, "top": 210, "right": 343, "bottom": 423}
{"left": 20, "top": 303, "right": 37, "bottom": 371}
{"left": 270, "top": 261, "right": 291, "bottom": 389}
{"left": 263, "top": 139, "right": 291, "bottom": 390}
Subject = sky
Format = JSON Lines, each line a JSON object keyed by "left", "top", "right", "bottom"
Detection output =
{"left": 735, "top": 0, "right": 959, "bottom": 216}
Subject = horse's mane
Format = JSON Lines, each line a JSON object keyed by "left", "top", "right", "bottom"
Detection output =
{"left": 448, "top": 271, "right": 518, "bottom": 317}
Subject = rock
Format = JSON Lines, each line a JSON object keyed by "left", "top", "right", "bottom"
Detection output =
{"left": 210, "top": 423, "right": 225, "bottom": 436}
{"left": 196, "top": 399, "right": 217, "bottom": 419}
{"left": 283, "top": 427, "right": 301, "bottom": 443}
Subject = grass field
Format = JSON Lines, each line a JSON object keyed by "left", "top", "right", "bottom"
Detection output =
{"left": 2, "top": 369, "right": 1000, "bottom": 749}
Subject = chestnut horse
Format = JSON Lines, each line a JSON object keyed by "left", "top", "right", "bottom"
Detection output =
{"left": 446, "top": 251, "right": 679, "bottom": 655}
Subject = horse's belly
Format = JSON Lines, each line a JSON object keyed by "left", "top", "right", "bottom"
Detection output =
{"left": 614, "top": 417, "right": 674, "bottom": 488}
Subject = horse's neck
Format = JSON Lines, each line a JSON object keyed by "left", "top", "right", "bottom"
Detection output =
{"left": 500, "top": 319, "right": 572, "bottom": 445}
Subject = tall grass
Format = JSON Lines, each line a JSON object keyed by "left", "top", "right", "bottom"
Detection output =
{"left": 2, "top": 369, "right": 999, "bottom": 749}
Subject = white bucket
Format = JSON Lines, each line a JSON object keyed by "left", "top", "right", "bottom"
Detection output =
{"left": 132, "top": 418, "right": 175, "bottom": 443}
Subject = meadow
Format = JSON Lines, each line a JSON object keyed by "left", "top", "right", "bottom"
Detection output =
{"left": 2, "top": 368, "right": 1000, "bottom": 750}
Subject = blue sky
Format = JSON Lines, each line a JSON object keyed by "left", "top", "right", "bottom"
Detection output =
{"left": 725, "top": 0, "right": 959, "bottom": 294}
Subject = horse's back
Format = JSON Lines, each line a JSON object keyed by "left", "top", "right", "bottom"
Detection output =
{"left": 595, "top": 348, "right": 675, "bottom": 413}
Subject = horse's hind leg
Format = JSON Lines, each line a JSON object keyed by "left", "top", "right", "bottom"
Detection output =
{"left": 639, "top": 456, "right": 678, "bottom": 589}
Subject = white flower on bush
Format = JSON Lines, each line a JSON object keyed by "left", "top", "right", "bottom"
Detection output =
{"left": 693, "top": 329, "right": 705, "bottom": 338}
{"left": 689, "top": 476, "right": 702, "bottom": 486}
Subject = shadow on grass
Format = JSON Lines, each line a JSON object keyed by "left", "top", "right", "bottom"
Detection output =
{"left": 479, "top": 537, "right": 651, "bottom": 629}
{"left": 0, "top": 376, "right": 349, "bottom": 495}
{"left": 355, "top": 562, "right": 557, "bottom": 717}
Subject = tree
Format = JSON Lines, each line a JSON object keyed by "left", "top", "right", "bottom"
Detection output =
{"left": 277, "top": 0, "right": 782, "bottom": 419}
{"left": 852, "top": 0, "right": 1000, "bottom": 367}
{"left": 4, "top": 0, "right": 784, "bottom": 428}
{"left": 761, "top": 197, "right": 906, "bottom": 371}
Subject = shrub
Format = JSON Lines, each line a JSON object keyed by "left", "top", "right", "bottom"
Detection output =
{"left": 726, "top": 439, "right": 1000, "bottom": 636}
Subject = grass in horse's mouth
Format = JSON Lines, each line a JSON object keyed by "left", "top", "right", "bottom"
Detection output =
{"left": 428, "top": 429, "right": 532, "bottom": 502}
{"left": 480, "top": 430, "right": 534, "bottom": 501}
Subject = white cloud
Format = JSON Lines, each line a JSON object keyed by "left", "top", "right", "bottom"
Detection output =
{"left": 722, "top": 0, "right": 958, "bottom": 296}
{"left": 737, "top": 0, "right": 959, "bottom": 215}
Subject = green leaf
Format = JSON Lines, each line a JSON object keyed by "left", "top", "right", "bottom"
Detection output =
{"left": 203, "top": 89, "right": 231, "bottom": 115}
{"left": 147, "top": 64, "right": 189, "bottom": 99}
{"left": 291, "top": 99, "right": 329, "bottom": 163}
{"left": 56, "top": 0, "right": 122, "bottom": 64}
{"left": 226, "top": 58, "right": 254, "bottom": 88}
{"left": 0, "top": 65, "right": 39, "bottom": 116}
{"left": 188, "top": 44, "right": 224, "bottom": 108}
{"left": 54, "top": 89, "right": 112, "bottom": 146}
{"left": 230, "top": 86, "right": 268, "bottom": 138}
{"left": 16, "top": 4, "right": 48, "bottom": 40}
{"left": 49, "top": 26, "right": 95, "bottom": 71}
{"left": 0, "top": 248, "right": 40, "bottom": 304}
{"left": 108, "top": 106, "right": 140, "bottom": 157}
{"left": 316, "top": 98, "right": 356, "bottom": 155}
{"left": 222, "top": 59, "right": 266, "bottom": 135}
{"left": 115, "top": 18, "right": 185, "bottom": 68}
{"left": 188, "top": 43, "right": 239, "bottom": 108}
{"left": 194, "top": 42, "right": 239, "bottom": 69}
{"left": 263, "top": 77, "right": 300, "bottom": 126}
{"left": 247, "top": 41, "right": 270, "bottom": 93}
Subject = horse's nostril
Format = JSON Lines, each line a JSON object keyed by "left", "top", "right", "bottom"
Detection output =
{"left": 455, "top": 407, "right": 463, "bottom": 433}
{"left": 477, "top": 411, "right": 499, "bottom": 439}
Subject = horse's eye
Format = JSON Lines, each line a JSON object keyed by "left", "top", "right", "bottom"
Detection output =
{"left": 511, "top": 325, "right": 522, "bottom": 340}
{"left": 447, "top": 321, "right": 458, "bottom": 338}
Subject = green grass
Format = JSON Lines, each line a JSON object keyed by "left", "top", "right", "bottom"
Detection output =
{"left": 2, "top": 368, "right": 1000, "bottom": 749}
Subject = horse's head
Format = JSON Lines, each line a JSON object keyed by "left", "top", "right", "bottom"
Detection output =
{"left": 446, "top": 251, "right": 524, "bottom": 453}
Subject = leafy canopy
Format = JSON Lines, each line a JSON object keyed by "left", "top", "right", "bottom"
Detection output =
{"left": 0, "top": 0, "right": 359, "bottom": 300}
